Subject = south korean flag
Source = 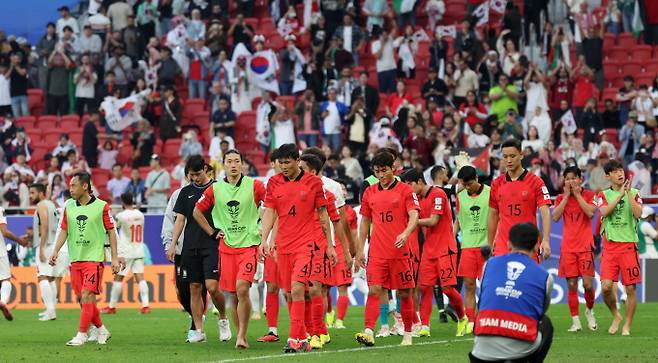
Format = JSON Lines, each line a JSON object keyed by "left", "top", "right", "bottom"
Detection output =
{"left": 473, "top": 1, "right": 490, "bottom": 27}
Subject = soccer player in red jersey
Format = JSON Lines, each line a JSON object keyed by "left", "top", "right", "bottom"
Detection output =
{"left": 552, "top": 166, "right": 598, "bottom": 333}
{"left": 596, "top": 159, "right": 642, "bottom": 336}
{"left": 329, "top": 183, "right": 358, "bottom": 329}
{"left": 401, "top": 169, "right": 468, "bottom": 337}
{"left": 488, "top": 139, "right": 552, "bottom": 260}
{"left": 355, "top": 150, "right": 419, "bottom": 347}
{"left": 258, "top": 149, "right": 282, "bottom": 343}
{"left": 299, "top": 153, "right": 346, "bottom": 349}
{"left": 258, "top": 144, "right": 336, "bottom": 353}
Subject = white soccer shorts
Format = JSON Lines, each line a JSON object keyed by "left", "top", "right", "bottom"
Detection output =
{"left": 118, "top": 258, "right": 145, "bottom": 276}
{"left": 0, "top": 255, "right": 10, "bottom": 280}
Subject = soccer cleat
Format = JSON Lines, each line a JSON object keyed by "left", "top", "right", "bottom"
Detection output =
{"left": 375, "top": 325, "right": 391, "bottom": 338}
{"left": 412, "top": 322, "right": 422, "bottom": 337}
{"left": 187, "top": 330, "right": 207, "bottom": 343}
{"left": 283, "top": 339, "right": 311, "bottom": 353}
{"left": 418, "top": 326, "right": 431, "bottom": 337}
{"left": 100, "top": 307, "right": 116, "bottom": 314}
{"left": 466, "top": 322, "right": 475, "bottom": 335}
{"left": 87, "top": 326, "right": 98, "bottom": 342}
{"left": 335, "top": 319, "right": 345, "bottom": 329}
{"left": 439, "top": 310, "right": 448, "bottom": 323}
{"left": 96, "top": 326, "right": 111, "bottom": 345}
{"left": 456, "top": 317, "right": 469, "bottom": 337}
{"left": 309, "top": 335, "right": 323, "bottom": 349}
{"left": 326, "top": 310, "right": 336, "bottom": 328}
{"left": 66, "top": 332, "right": 87, "bottom": 346}
{"left": 400, "top": 332, "right": 413, "bottom": 346}
{"left": 320, "top": 333, "right": 331, "bottom": 345}
{"left": 585, "top": 309, "right": 598, "bottom": 331}
{"left": 38, "top": 310, "right": 56, "bottom": 321}
{"left": 568, "top": 320, "right": 583, "bottom": 333}
{"left": 140, "top": 307, "right": 151, "bottom": 314}
{"left": 257, "top": 332, "right": 280, "bottom": 342}
{"left": 0, "top": 302, "right": 13, "bottom": 321}
{"left": 218, "top": 319, "right": 232, "bottom": 341}
{"left": 38, "top": 310, "right": 48, "bottom": 317}
{"left": 355, "top": 330, "right": 375, "bottom": 347}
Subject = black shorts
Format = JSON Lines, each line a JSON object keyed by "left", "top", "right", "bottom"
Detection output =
{"left": 180, "top": 247, "right": 219, "bottom": 283}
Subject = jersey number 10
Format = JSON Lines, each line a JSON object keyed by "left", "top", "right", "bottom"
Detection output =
{"left": 130, "top": 224, "right": 143, "bottom": 243}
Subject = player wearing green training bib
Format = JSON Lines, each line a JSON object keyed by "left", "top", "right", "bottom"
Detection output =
{"left": 596, "top": 159, "right": 643, "bottom": 337}
{"left": 194, "top": 150, "right": 266, "bottom": 350}
{"left": 49, "top": 172, "right": 124, "bottom": 347}
{"left": 454, "top": 166, "right": 490, "bottom": 332}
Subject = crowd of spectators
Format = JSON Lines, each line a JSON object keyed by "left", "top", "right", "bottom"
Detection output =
{"left": 0, "top": 0, "right": 657, "bottom": 212}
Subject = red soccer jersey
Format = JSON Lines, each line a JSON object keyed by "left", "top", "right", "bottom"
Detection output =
{"left": 336, "top": 204, "right": 357, "bottom": 255}
{"left": 264, "top": 171, "right": 327, "bottom": 253}
{"left": 195, "top": 177, "right": 266, "bottom": 213}
{"left": 313, "top": 188, "right": 341, "bottom": 248}
{"left": 489, "top": 170, "right": 552, "bottom": 251}
{"left": 555, "top": 190, "right": 596, "bottom": 253}
{"left": 420, "top": 186, "right": 456, "bottom": 259}
{"left": 360, "top": 180, "right": 420, "bottom": 259}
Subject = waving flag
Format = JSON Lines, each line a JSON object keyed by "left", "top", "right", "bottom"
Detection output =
{"left": 560, "top": 110, "right": 577, "bottom": 135}
{"left": 291, "top": 47, "right": 307, "bottom": 94}
{"left": 473, "top": 1, "right": 490, "bottom": 26}
{"left": 435, "top": 25, "right": 457, "bottom": 38}
{"left": 101, "top": 90, "right": 151, "bottom": 131}
{"left": 249, "top": 49, "right": 280, "bottom": 94}
{"left": 489, "top": 0, "right": 507, "bottom": 14}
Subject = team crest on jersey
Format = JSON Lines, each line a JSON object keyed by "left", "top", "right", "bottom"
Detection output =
{"left": 227, "top": 200, "right": 241, "bottom": 220}
{"left": 76, "top": 215, "right": 88, "bottom": 234}
{"left": 300, "top": 190, "right": 307, "bottom": 201}
{"left": 470, "top": 205, "right": 481, "bottom": 223}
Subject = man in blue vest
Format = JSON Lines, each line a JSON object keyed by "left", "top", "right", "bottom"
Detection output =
{"left": 470, "top": 223, "right": 554, "bottom": 363}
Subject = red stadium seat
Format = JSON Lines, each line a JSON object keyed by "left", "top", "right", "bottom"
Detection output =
{"left": 69, "top": 131, "right": 83, "bottom": 146}
{"left": 617, "top": 32, "right": 637, "bottom": 49}
{"left": 162, "top": 139, "right": 182, "bottom": 162}
{"left": 603, "top": 32, "right": 616, "bottom": 50}
{"left": 42, "top": 131, "right": 61, "bottom": 146}
{"left": 192, "top": 111, "right": 210, "bottom": 129}
{"left": 37, "top": 115, "right": 58, "bottom": 127}
{"left": 644, "top": 60, "right": 658, "bottom": 75}
{"left": 608, "top": 46, "right": 629, "bottom": 62}
{"left": 30, "top": 146, "right": 49, "bottom": 166}
{"left": 60, "top": 117, "right": 80, "bottom": 130}
{"left": 182, "top": 98, "right": 206, "bottom": 122}
{"left": 621, "top": 61, "right": 642, "bottom": 78}
{"left": 15, "top": 116, "right": 36, "bottom": 129}
{"left": 636, "top": 75, "right": 654, "bottom": 88}
{"left": 237, "top": 111, "right": 257, "bottom": 129}
{"left": 91, "top": 168, "right": 111, "bottom": 188}
{"left": 631, "top": 45, "right": 652, "bottom": 60}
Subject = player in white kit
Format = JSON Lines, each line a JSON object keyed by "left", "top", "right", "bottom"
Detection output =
{"left": 101, "top": 193, "right": 150, "bottom": 314}
{"left": 29, "top": 184, "right": 64, "bottom": 321}
{"left": 0, "top": 206, "right": 30, "bottom": 320}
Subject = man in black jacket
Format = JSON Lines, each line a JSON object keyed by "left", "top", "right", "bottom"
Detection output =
{"left": 351, "top": 71, "right": 379, "bottom": 116}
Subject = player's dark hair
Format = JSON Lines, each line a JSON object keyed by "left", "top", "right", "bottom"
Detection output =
{"left": 501, "top": 139, "right": 522, "bottom": 152}
{"left": 186, "top": 155, "right": 206, "bottom": 172}
{"left": 270, "top": 147, "right": 280, "bottom": 162}
{"left": 302, "top": 147, "right": 327, "bottom": 168}
{"left": 29, "top": 183, "right": 46, "bottom": 194}
{"left": 277, "top": 143, "right": 299, "bottom": 160}
{"left": 223, "top": 149, "right": 243, "bottom": 162}
{"left": 63, "top": 190, "right": 71, "bottom": 200}
{"left": 509, "top": 223, "right": 539, "bottom": 252}
{"left": 380, "top": 147, "right": 399, "bottom": 160}
{"left": 73, "top": 172, "right": 93, "bottom": 193}
{"left": 121, "top": 192, "right": 134, "bottom": 205}
{"left": 458, "top": 165, "right": 478, "bottom": 182}
{"left": 400, "top": 168, "right": 425, "bottom": 184}
{"left": 371, "top": 151, "right": 395, "bottom": 168}
{"left": 300, "top": 154, "right": 323, "bottom": 174}
{"left": 430, "top": 165, "right": 446, "bottom": 181}
{"left": 603, "top": 159, "right": 624, "bottom": 175}
{"left": 563, "top": 166, "right": 582, "bottom": 178}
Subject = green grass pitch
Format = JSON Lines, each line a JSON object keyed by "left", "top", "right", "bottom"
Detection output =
{"left": 3, "top": 304, "right": 658, "bottom": 362}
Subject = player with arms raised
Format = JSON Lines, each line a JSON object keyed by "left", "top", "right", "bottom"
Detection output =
{"left": 193, "top": 149, "right": 266, "bottom": 349}
{"left": 102, "top": 193, "right": 150, "bottom": 314}
{"left": 488, "top": 139, "right": 552, "bottom": 260}
{"left": 258, "top": 143, "right": 334, "bottom": 353}
{"left": 552, "top": 166, "right": 598, "bottom": 332}
{"left": 355, "top": 150, "right": 419, "bottom": 347}
{"left": 596, "top": 160, "right": 642, "bottom": 336}
{"left": 49, "top": 172, "right": 124, "bottom": 346}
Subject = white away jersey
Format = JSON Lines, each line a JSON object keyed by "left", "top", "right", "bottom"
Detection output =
{"left": 0, "top": 207, "right": 6, "bottom": 257}
{"left": 115, "top": 209, "right": 146, "bottom": 259}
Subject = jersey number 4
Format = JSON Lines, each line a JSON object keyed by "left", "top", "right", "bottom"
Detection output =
{"left": 288, "top": 205, "right": 297, "bottom": 217}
